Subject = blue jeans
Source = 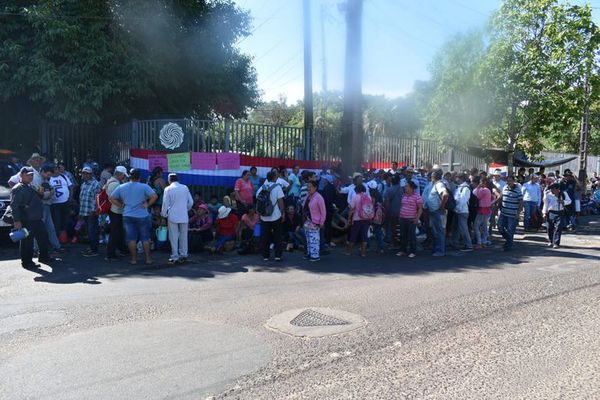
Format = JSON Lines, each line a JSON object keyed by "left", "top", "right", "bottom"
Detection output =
{"left": 123, "top": 216, "right": 152, "bottom": 243}
{"left": 498, "top": 214, "right": 517, "bottom": 250}
{"left": 84, "top": 215, "right": 99, "bottom": 252}
{"left": 429, "top": 210, "right": 446, "bottom": 255}
{"left": 43, "top": 204, "right": 61, "bottom": 250}
{"left": 547, "top": 212, "right": 564, "bottom": 245}
{"left": 450, "top": 212, "right": 473, "bottom": 249}
{"left": 372, "top": 224, "right": 385, "bottom": 251}
{"left": 523, "top": 201, "right": 538, "bottom": 230}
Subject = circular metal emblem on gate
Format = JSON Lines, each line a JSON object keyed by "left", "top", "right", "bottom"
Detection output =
{"left": 266, "top": 308, "right": 366, "bottom": 338}
{"left": 159, "top": 122, "right": 184, "bottom": 150}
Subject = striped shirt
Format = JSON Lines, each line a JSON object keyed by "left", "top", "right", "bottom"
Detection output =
{"left": 417, "top": 174, "right": 429, "bottom": 195}
{"left": 79, "top": 178, "right": 101, "bottom": 216}
{"left": 399, "top": 193, "right": 423, "bottom": 219}
{"left": 500, "top": 183, "right": 523, "bottom": 218}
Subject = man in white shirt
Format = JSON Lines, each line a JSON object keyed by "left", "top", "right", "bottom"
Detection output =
{"left": 256, "top": 171, "right": 285, "bottom": 261}
{"left": 543, "top": 183, "right": 571, "bottom": 248}
{"left": 450, "top": 173, "right": 473, "bottom": 251}
{"left": 49, "top": 168, "right": 73, "bottom": 240}
{"left": 522, "top": 175, "right": 542, "bottom": 230}
{"left": 340, "top": 173, "right": 370, "bottom": 205}
{"left": 161, "top": 173, "right": 193, "bottom": 264}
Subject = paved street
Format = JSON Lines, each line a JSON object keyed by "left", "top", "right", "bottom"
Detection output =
{"left": 1, "top": 218, "right": 599, "bottom": 400}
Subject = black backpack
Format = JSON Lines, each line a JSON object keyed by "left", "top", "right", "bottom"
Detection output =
{"left": 468, "top": 188, "right": 479, "bottom": 210}
{"left": 437, "top": 182, "right": 456, "bottom": 212}
{"left": 256, "top": 184, "right": 276, "bottom": 216}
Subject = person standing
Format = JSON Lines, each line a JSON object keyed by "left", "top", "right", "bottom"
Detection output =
{"left": 396, "top": 181, "right": 423, "bottom": 258}
{"left": 105, "top": 166, "right": 129, "bottom": 261}
{"left": 426, "top": 169, "right": 449, "bottom": 257}
{"left": 345, "top": 184, "right": 372, "bottom": 257}
{"left": 384, "top": 174, "right": 403, "bottom": 248}
{"left": 543, "top": 183, "right": 571, "bottom": 248}
{"left": 161, "top": 173, "right": 194, "bottom": 264}
{"left": 26, "top": 153, "right": 45, "bottom": 189}
{"left": 303, "top": 180, "right": 326, "bottom": 262}
{"left": 49, "top": 166, "right": 73, "bottom": 242}
{"left": 39, "top": 165, "right": 63, "bottom": 253}
{"left": 319, "top": 174, "right": 337, "bottom": 247}
{"left": 288, "top": 164, "right": 302, "bottom": 206}
{"left": 497, "top": 175, "right": 523, "bottom": 251}
{"left": 100, "top": 163, "right": 114, "bottom": 187}
{"left": 109, "top": 169, "right": 158, "bottom": 265}
{"left": 473, "top": 177, "right": 493, "bottom": 248}
{"left": 450, "top": 173, "right": 474, "bottom": 252}
{"left": 78, "top": 166, "right": 102, "bottom": 257}
{"left": 256, "top": 171, "right": 285, "bottom": 261}
{"left": 522, "top": 175, "right": 542, "bottom": 230}
{"left": 234, "top": 170, "right": 255, "bottom": 217}
{"left": 11, "top": 167, "right": 56, "bottom": 268}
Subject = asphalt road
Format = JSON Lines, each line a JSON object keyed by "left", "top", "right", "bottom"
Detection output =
{"left": 1, "top": 218, "right": 599, "bottom": 400}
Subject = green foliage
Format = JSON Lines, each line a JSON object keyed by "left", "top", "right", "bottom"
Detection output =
{"left": 422, "top": 0, "right": 600, "bottom": 160}
{"left": 0, "top": 0, "right": 259, "bottom": 125}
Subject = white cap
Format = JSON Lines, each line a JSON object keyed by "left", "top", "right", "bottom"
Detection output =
{"left": 114, "top": 166, "right": 129, "bottom": 177}
{"left": 81, "top": 166, "right": 93, "bottom": 174}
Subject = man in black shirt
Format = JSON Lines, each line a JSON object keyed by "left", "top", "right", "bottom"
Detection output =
{"left": 10, "top": 167, "right": 55, "bottom": 268}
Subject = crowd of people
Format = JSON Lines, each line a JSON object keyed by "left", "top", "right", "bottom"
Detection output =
{"left": 6, "top": 152, "right": 600, "bottom": 269}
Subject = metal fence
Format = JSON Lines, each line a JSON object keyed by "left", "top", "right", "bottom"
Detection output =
{"left": 541, "top": 152, "right": 600, "bottom": 177}
{"left": 41, "top": 118, "right": 489, "bottom": 172}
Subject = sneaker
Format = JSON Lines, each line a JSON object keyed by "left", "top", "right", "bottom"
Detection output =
{"left": 547, "top": 243, "right": 553, "bottom": 247}
{"left": 396, "top": 252, "right": 407, "bottom": 257}
{"left": 460, "top": 248, "right": 474, "bottom": 252}
{"left": 168, "top": 258, "right": 178, "bottom": 264}
{"left": 178, "top": 257, "right": 188, "bottom": 264}
{"left": 83, "top": 251, "right": 99, "bottom": 257}
{"left": 552, "top": 245, "right": 560, "bottom": 249}
{"left": 274, "top": 257, "right": 282, "bottom": 262}
{"left": 309, "top": 257, "right": 320, "bottom": 262}
{"left": 263, "top": 257, "right": 270, "bottom": 261}
{"left": 408, "top": 253, "right": 416, "bottom": 258}
{"left": 286, "top": 243, "right": 293, "bottom": 252}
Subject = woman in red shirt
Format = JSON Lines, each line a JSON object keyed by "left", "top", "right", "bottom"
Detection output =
{"left": 214, "top": 206, "right": 239, "bottom": 254}
{"left": 234, "top": 170, "right": 255, "bottom": 216}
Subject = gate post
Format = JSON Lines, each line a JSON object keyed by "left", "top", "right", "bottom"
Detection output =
{"left": 131, "top": 119, "right": 139, "bottom": 148}
{"left": 224, "top": 119, "right": 231, "bottom": 153}
{"left": 412, "top": 137, "right": 419, "bottom": 168}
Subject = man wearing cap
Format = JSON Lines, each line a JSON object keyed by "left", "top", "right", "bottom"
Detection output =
{"left": 161, "top": 173, "right": 193, "bottom": 264}
{"left": 426, "top": 168, "right": 449, "bottom": 257}
{"left": 10, "top": 167, "right": 55, "bottom": 268}
{"left": 105, "top": 166, "right": 129, "bottom": 261}
{"left": 401, "top": 167, "right": 420, "bottom": 195}
{"left": 109, "top": 169, "right": 158, "bottom": 265}
{"left": 78, "top": 167, "right": 102, "bottom": 257}
{"left": 560, "top": 169, "right": 579, "bottom": 230}
{"left": 26, "top": 153, "right": 45, "bottom": 190}
{"left": 340, "top": 173, "right": 370, "bottom": 206}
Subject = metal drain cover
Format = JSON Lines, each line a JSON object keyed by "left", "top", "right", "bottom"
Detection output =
{"left": 266, "top": 307, "right": 366, "bottom": 338}
{"left": 290, "top": 309, "right": 350, "bottom": 327}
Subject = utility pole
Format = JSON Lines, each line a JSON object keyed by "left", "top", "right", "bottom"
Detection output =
{"left": 320, "top": 4, "right": 328, "bottom": 94}
{"left": 342, "top": 0, "right": 363, "bottom": 172}
{"left": 303, "top": 0, "right": 314, "bottom": 161}
{"left": 578, "top": 78, "right": 591, "bottom": 182}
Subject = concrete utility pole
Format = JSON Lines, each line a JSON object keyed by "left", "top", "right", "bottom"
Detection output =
{"left": 303, "top": 0, "right": 314, "bottom": 160}
{"left": 342, "top": 0, "right": 363, "bottom": 172}
{"left": 320, "top": 4, "right": 328, "bottom": 94}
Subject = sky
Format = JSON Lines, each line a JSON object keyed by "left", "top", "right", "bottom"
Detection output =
{"left": 236, "top": 0, "right": 600, "bottom": 103}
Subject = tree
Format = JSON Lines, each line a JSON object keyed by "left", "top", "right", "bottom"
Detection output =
{"left": 0, "top": 0, "right": 259, "bottom": 127}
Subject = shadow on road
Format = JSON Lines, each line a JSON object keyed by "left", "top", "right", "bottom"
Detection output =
{"left": 1, "top": 216, "right": 598, "bottom": 285}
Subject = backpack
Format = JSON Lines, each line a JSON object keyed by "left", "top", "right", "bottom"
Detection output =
{"left": 436, "top": 182, "right": 456, "bottom": 212}
{"left": 256, "top": 184, "right": 276, "bottom": 216}
{"left": 468, "top": 188, "right": 479, "bottom": 210}
{"left": 96, "top": 188, "right": 111, "bottom": 215}
{"left": 357, "top": 193, "right": 374, "bottom": 220}
{"left": 372, "top": 202, "right": 385, "bottom": 225}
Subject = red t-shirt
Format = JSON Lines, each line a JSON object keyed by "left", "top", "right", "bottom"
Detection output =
{"left": 235, "top": 178, "right": 254, "bottom": 205}
{"left": 217, "top": 214, "right": 239, "bottom": 236}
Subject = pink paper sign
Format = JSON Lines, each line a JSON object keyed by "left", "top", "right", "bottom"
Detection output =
{"left": 217, "top": 153, "right": 241, "bottom": 170}
{"left": 148, "top": 155, "right": 168, "bottom": 172}
{"left": 191, "top": 152, "right": 217, "bottom": 170}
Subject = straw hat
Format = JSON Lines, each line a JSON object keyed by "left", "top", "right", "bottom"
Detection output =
{"left": 217, "top": 206, "right": 232, "bottom": 219}
{"left": 27, "top": 153, "right": 45, "bottom": 164}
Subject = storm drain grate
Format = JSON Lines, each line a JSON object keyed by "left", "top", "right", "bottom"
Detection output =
{"left": 290, "top": 309, "right": 350, "bottom": 327}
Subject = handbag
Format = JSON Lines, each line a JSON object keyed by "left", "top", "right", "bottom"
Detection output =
{"left": 2, "top": 205, "right": 13, "bottom": 225}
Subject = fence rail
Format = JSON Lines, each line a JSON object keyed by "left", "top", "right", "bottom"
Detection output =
{"left": 41, "top": 118, "right": 491, "bottom": 172}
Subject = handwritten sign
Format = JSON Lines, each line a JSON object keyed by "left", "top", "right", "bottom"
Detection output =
{"left": 191, "top": 152, "right": 217, "bottom": 170}
{"left": 148, "top": 155, "right": 168, "bottom": 172}
{"left": 167, "top": 152, "right": 190, "bottom": 171}
{"left": 217, "top": 152, "right": 240, "bottom": 170}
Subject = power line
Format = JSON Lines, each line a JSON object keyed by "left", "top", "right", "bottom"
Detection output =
{"left": 237, "top": 2, "right": 288, "bottom": 44}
